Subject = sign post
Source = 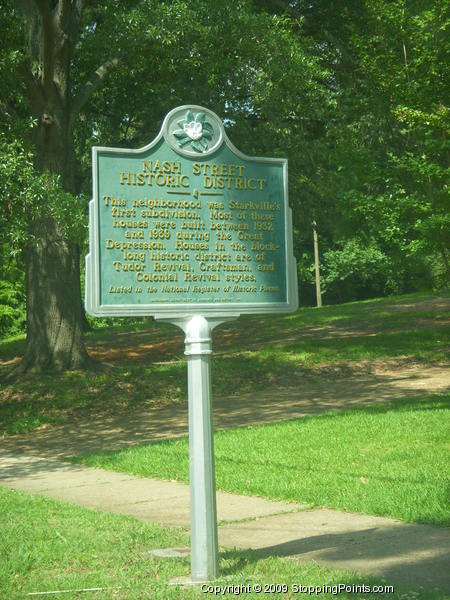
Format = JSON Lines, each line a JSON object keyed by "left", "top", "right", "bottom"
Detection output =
{"left": 86, "top": 106, "right": 298, "bottom": 582}
{"left": 158, "top": 315, "right": 237, "bottom": 581}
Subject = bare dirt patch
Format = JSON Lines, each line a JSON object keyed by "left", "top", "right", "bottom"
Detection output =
{"left": 1, "top": 295, "right": 448, "bottom": 441}
{"left": 1, "top": 361, "right": 448, "bottom": 459}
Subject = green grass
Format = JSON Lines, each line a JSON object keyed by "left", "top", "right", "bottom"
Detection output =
{"left": 0, "top": 487, "right": 445, "bottom": 599}
{"left": 76, "top": 394, "right": 450, "bottom": 527}
{"left": 0, "top": 291, "right": 448, "bottom": 435}
{"left": 1, "top": 293, "right": 449, "bottom": 595}
{"left": 0, "top": 362, "right": 188, "bottom": 435}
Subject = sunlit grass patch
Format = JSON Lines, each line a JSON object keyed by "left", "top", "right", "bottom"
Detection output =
{"left": 0, "top": 487, "right": 446, "bottom": 599}
{"left": 77, "top": 394, "right": 450, "bottom": 526}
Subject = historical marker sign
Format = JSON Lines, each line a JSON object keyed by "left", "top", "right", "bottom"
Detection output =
{"left": 85, "top": 106, "right": 298, "bottom": 582}
{"left": 85, "top": 105, "right": 298, "bottom": 316}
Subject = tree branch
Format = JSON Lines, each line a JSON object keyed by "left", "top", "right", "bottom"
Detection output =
{"left": 264, "top": 0, "right": 356, "bottom": 66}
{"left": 20, "top": 63, "right": 46, "bottom": 114}
{"left": 69, "top": 0, "right": 87, "bottom": 44}
{"left": 32, "top": 0, "right": 55, "bottom": 92}
{"left": 70, "top": 58, "right": 119, "bottom": 125}
{"left": 54, "top": 0, "right": 71, "bottom": 28}
{"left": 73, "top": 0, "right": 87, "bottom": 18}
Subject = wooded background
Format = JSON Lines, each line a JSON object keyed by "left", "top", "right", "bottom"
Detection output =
{"left": 0, "top": 0, "right": 448, "bottom": 371}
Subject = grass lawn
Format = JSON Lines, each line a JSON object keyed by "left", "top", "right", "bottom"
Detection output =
{"left": 1, "top": 487, "right": 446, "bottom": 599}
{"left": 76, "top": 394, "right": 450, "bottom": 527}
{"left": 1, "top": 293, "right": 449, "bottom": 596}
{"left": 0, "top": 291, "right": 449, "bottom": 435}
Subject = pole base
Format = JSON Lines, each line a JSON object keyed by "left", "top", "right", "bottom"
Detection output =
{"left": 169, "top": 576, "right": 208, "bottom": 587}
{"left": 145, "top": 548, "right": 190, "bottom": 558}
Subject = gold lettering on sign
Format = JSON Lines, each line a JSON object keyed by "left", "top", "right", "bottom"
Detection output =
{"left": 120, "top": 171, "right": 190, "bottom": 188}
{"left": 109, "top": 285, "right": 132, "bottom": 293}
{"left": 104, "top": 195, "right": 126, "bottom": 206}
{"left": 192, "top": 162, "right": 245, "bottom": 177}
{"left": 142, "top": 160, "right": 182, "bottom": 174}
{"left": 101, "top": 146, "right": 284, "bottom": 305}
{"left": 112, "top": 261, "right": 146, "bottom": 272}
{"left": 204, "top": 176, "right": 265, "bottom": 191}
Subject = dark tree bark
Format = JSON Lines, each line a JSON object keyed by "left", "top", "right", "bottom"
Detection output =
{"left": 23, "top": 218, "right": 89, "bottom": 372}
{"left": 16, "top": 0, "right": 118, "bottom": 372}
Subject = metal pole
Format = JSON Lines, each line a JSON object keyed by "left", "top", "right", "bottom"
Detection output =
{"left": 184, "top": 315, "right": 218, "bottom": 581}
{"left": 155, "top": 313, "right": 238, "bottom": 582}
{"left": 313, "top": 222, "right": 322, "bottom": 308}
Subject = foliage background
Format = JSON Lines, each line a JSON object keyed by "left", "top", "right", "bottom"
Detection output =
{"left": 0, "top": 0, "right": 448, "bottom": 338}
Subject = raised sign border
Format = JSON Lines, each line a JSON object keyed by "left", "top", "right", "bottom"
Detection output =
{"left": 85, "top": 105, "right": 298, "bottom": 317}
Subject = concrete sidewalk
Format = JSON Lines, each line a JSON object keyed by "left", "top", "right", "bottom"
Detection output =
{"left": 1, "top": 452, "right": 449, "bottom": 592}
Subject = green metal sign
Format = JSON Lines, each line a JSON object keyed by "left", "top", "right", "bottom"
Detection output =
{"left": 85, "top": 106, "right": 298, "bottom": 316}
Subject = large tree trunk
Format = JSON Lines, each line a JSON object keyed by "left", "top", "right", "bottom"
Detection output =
{"left": 15, "top": 0, "right": 118, "bottom": 373}
{"left": 22, "top": 219, "right": 90, "bottom": 372}
{"left": 20, "top": 105, "right": 91, "bottom": 371}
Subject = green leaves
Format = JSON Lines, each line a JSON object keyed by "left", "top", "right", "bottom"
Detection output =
{"left": 1, "top": 0, "right": 447, "bottom": 318}
{"left": 293, "top": 0, "right": 450, "bottom": 299}
{"left": 0, "top": 136, "right": 88, "bottom": 254}
{"left": 0, "top": 274, "right": 25, "bottom": 338}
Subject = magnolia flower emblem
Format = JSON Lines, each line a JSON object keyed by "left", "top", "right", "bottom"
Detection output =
{"left": 173, "top": 110, "right": 214, "bottom": 152}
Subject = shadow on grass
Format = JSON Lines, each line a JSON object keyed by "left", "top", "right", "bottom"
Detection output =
{"left": 1, "top": 332, "right": 448, "bottom": 437}
{"left": 216, "top": 392, "right": 450, "bottom": 430}
{"left": 0, "top": 356, "right": 448, "bottom": 449}
{"left": 218, "top": 518, "right": 450, "bottom": 595}
{"left": 0, "top": 360, "right": 189, "bottom": 436}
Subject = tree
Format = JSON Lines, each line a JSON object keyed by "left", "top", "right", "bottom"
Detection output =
{"left": 265, "top": 0, "right": 449, "bottom": 301}
{"left": 2, "top": 1, "right": 126, "bottom": 372}
{"left": 340, "top": 0, "right": 450, "bottom": 282}
{"left": 4, "top": 0, "right": 330, "bottom": 368}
